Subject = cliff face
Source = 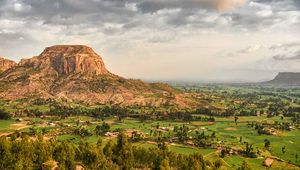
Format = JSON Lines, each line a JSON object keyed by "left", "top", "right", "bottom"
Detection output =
{"left": 264, "top": 72, "right": 300, "bottom": 85}
{"left": 0, "top": 45, "right": 201, "bottom": 108}
{"left": 0, "top": 57, "right": 16, "bottom": 73}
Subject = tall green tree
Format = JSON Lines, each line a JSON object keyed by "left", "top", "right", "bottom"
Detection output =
{"left": 113, "top": 132, "right": 134, "bottom": 170}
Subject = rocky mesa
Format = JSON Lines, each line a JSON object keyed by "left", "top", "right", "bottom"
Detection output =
{"left": 263, "top": 72, "right": 300, "bottom": 86}
{"left": 0, "top": 45, "right": 201, "bottom": 108}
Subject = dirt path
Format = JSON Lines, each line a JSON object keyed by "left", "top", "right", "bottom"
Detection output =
{"left": 0, "top": 132, "right": 13, "bottom": 137}
{"left": 203, "top": 151, "right": 217, "bottom": 158}
{"left": 203, "top": 151, "right": 232, "bottom": 168}
{"left": 10, "top": 123, "right": 29, "bottom": 130}
{"left": 221, "top": 158, "right": 232, "bottom": 168}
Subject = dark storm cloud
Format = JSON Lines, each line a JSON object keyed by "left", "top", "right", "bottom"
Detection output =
{"left": 273, "top": 54, "right": 300, "bottom": 61}
{"left": 0, "top": 0, "right": 136, "bottom": 25}
{"left": 0, "top": 0, "right": 299, "bottom": 32}
{"left": 227, "top": 0, "right": 300, "bottom": 31}
{"left": 0, "top": 0, "right": 299, "bottom": 43}
{"left": 137, "top": 0, "right": 211, "bottom": 13}
{"left": 255, "top": 0, "right": 300, "bottom": 10}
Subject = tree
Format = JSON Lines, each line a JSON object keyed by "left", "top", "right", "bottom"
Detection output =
{"left": 77, "top": 141, "right": 114, "bottom": 169}
{"left": 103, "top": 140, "right": 115, "bottom": 159}
{"left": 176, "top": 125, "right": 189, "bottom": 144}
{"left": 211, "top": 131, "right": 216, "bottom": 138}
{"left": 113, "top": 132, "right": 134, "bottom": 170}
{"left": 234, "top": 116, "right": 239, "bottom": 125}
{"left": 193, "top": 131, "right": 212, "bottom": 148}
{"left": 95, "top": 122, "right": 110, "bottom": 135}
{"left": 243, "top": 142, "right": 256, "bottom": 158}
{"left": 281, "top": 146, "right": 286, "bottom": 154}
{"left": 131, "top": 131, "right": 142, "bottom": 142}
{"left": 220, "top": 149, "right": 226, "bottom": 158}
{"left": 264, "top": 139, "right": 270, "bottom": 149}
{"left": 74, "top": 127, "right": 92, "bottom": 137}
{"left": 213, "top": 159, "right": 222, "bottom": 169}
{"left": 237, "top": 161, "right": 252, "bottom": 170}
{"left": 0, "top": 110, "right": 11, "bottom": 120}
{"left": 0, "top": 137, "right": 12, "bottom": 169}
{"left": 157, "top": 140, "right": 168, "bottom": 151}
{"left": 53, "top": 141, "right": 76, "bottom": 170}
{"left": 159, "top": 159, "right": 171, "bottom": 170}
{"left": 33, "top": 136, "right": 52, "bottom": 167}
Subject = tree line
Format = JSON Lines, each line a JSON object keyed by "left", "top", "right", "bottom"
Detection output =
{"left": 0, "top": 132, "right": 239, "bottom": 170}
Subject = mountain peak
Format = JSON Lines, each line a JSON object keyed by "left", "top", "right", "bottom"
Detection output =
{"left": 20, "top": 45, "right": 110, "bottom": 76}
{"left": 0, "top": 45, "right": 199, "bottom": 108}
{"left": 264, "top": 72, "right": 300, "bottom": 86}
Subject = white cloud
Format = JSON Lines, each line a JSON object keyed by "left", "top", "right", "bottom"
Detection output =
{"left": 249, "top": 1, "right": 273, "bottom": 17}
{"left": 256, "top": 10, "right": 273, "bottom": 17}
{"left": 12, "top": 2, "right": 31, "bottom": 12}
{"left": 125, "top": 3, "right": 138, "bottom": 12}
{"left": 239, "top": 44, "right": 263, "bottom": 54}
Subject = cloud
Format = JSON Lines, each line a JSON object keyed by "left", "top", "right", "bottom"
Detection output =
{"left": 0, "top": 0, "right": 299, "bottom": 81}
{"left": 238, "top": 44, "right": 263, "bottom": 54}
{"left": 0, "top": 0, "right": 298, "bottom": 33}
{"left": 269, "top": 42, "right": 300, "bottom": 50}
{"left": 272, "top": 53, "right": 300, "bottom": 61}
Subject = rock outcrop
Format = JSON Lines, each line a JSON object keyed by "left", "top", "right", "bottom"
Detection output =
{"left": 0, "top": 57, "right": 16, "bottom": 73}
{"left": 18, "top": 45, "right": 110, "bottom": 76}
{"left": 0, "top": 45, "right": 201, "bottom": 108}
{"left": 263, "top": 72, "right": 300, "bottom": 86}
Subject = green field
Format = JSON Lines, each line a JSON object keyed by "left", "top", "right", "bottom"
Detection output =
{"left": 0, "top": 120, "right": 16, "bottom": 132}
{"left": 1, "top": 115, "right": 299, "bottom": 169}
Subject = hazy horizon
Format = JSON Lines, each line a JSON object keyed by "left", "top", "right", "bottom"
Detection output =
{"left": 0, "top": 0, "right": 299, "bottom": 82}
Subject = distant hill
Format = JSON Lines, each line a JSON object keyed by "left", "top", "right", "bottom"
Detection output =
{"left": 263, "top": 72, "right": 300, "bottom": 86}
{"left": 0, "top": 57, "right": 16, "bottom": 73}
{"left": 0, "top": 45, "right": 202, "bottom": 108}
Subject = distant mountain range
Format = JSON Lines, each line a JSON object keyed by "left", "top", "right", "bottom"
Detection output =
{"left": 0, "top": 45, "right": 203, "bottom": 108}
{"left": 262, "top": 72, "right": 300, "bottom": 86}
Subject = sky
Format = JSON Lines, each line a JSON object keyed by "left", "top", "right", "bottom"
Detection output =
{"left": 0, "top": 0, "right": 300, "bottom": 82}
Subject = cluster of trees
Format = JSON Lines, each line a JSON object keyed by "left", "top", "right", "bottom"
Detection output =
{"left": 194, "top": 108, "right": 232, "bottom": 117}
{"left": 173, "top": 125, "right": 216, "bottom": 148}
{"left": 0, "top": 133, "right": 231, "bottom": 170}
{"left": 273, "top": 121, "right": 292, "bottom": 131}
{"left": 174, "top": 125, "right": 189, "bottom": 143}
{"left": 186, "top": 85, "right": 300, "bottom": 119}
{"left": 247, "top": 121, "right": 293, "bottom": 136}
{"left": 48, "top": 104, "right": 132, "bottom": 119}
{"left": 10, "top": 100, "right": 215, "bottom": 123}
{"left": 71, "top": 121, "right": 111, "bottom": 138}
{"left": 48, "top": 103, "right": 216, "bottom": 122}
{"left": 291, "top": 113, "right": 300, "bottom": 125}
{"left": 194, "top": 108, "right": 258, "bottom": 117}
{"left": 241, "top": 142, "right": 256, "bottom": 158}
{"left": 95, "top": 122, "right": 110, "bottom": 135}
{"left": 73, "top": 127, "right": 92, "bottom": 137}
{"left": 193, "top": 131, "right": 215, "bottom": 148}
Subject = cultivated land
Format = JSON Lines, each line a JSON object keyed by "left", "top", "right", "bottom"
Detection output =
{"left": 1, "top": 85, "right": 300, "bottom": 170}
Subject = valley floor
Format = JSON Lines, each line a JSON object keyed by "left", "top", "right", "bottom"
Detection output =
{"left": 1, "top": 115, "right": 299, "bottom": 170}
